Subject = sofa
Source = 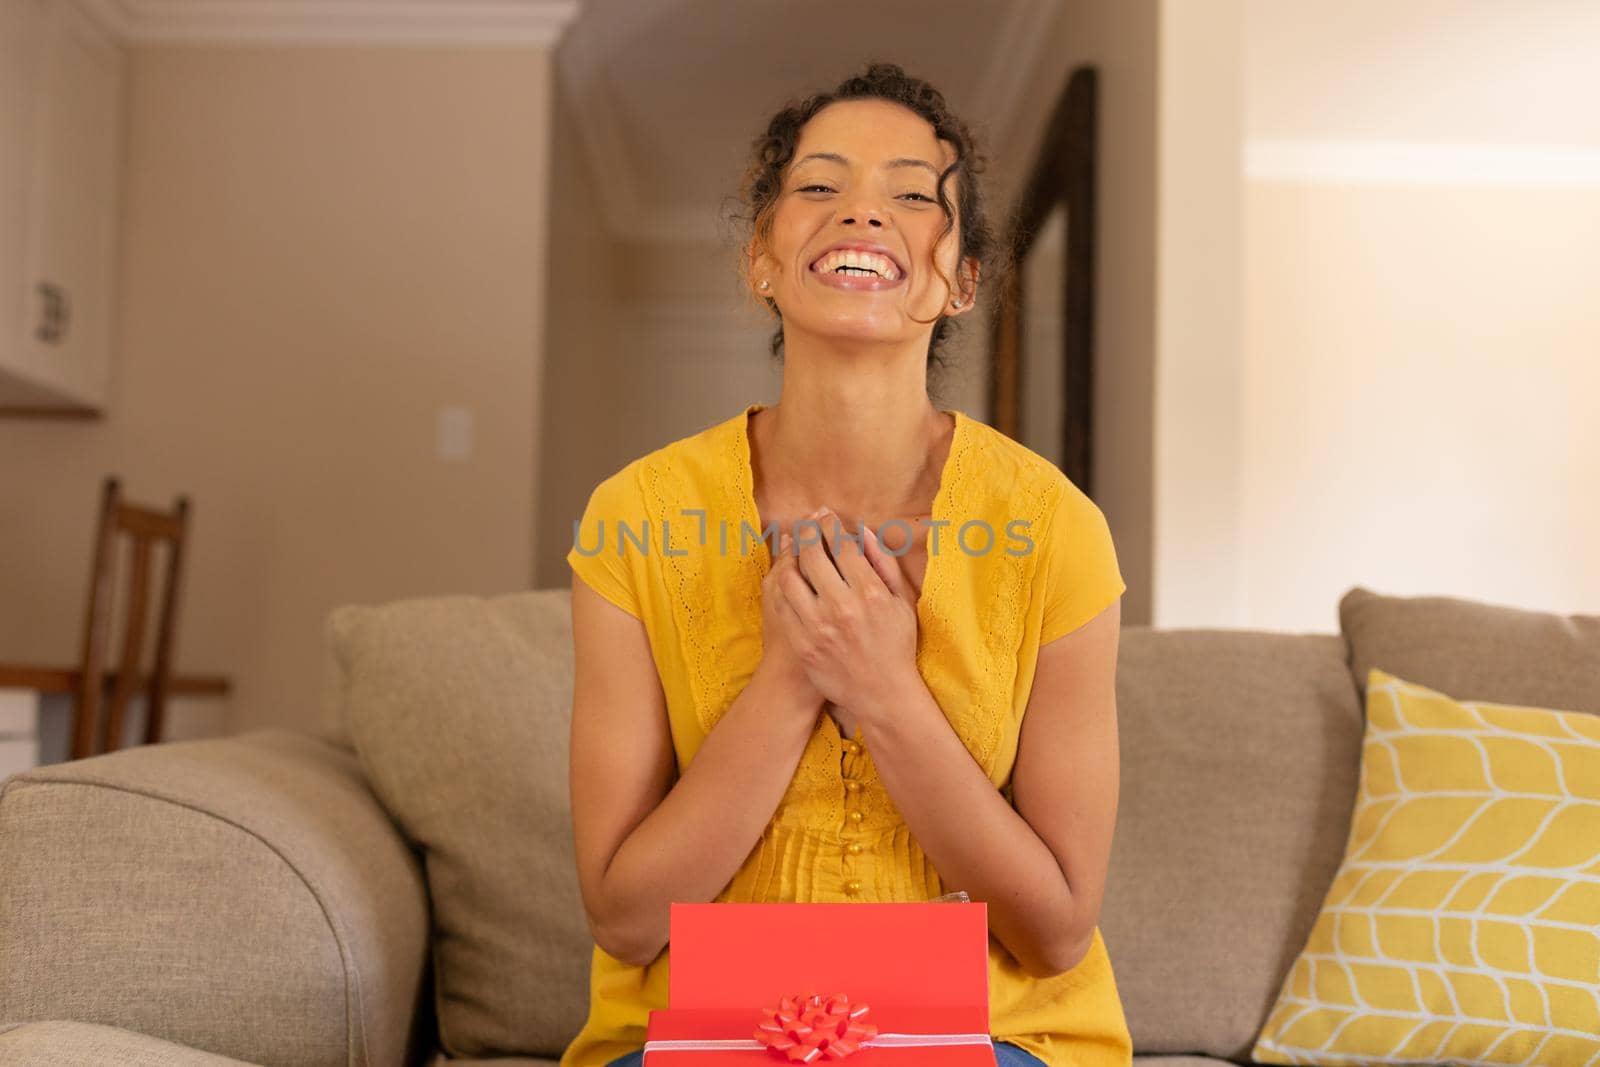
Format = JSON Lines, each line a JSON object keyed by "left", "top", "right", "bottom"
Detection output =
{"left": 1, "top": 585, "right": 1594, "bottom": 1067}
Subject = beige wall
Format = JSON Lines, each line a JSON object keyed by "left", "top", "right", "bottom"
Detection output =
{"left": 532, "top": 230, "right": 784, "bottom": 590}
{"left": 534, "top": 66, "right": 623, "bottom": 593}
{"left": 1244, "top": 0, "right": 1600, "bottom": 146}
{"left": 1153, "top": 0, "right": 1244, "bottom": 628}
{"left": 1033, "top": 0, "right": 1597, "bottom": 631}
{"left": 1240, "top": 0, "right": 1600, "bottom": 629}
{"left": 0, "top": 46, "right": 555, "bottom": 736}
{"left": 1004, "top": 0, "right": 1246, "bottom": 630}
{"left": 1002, "top": 0, "right": 1161, "bottom": 627}
{"left": 1011, "top": 0, "right": 1600, "bottom": 631}
{"left": 1242, "top": 183, "right": 1600, "bottom": 627}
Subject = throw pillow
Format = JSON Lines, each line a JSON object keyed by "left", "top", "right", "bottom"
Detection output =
{"left": 1251, "top": 668, "right": 1600, "bottom": 1065}
{"left": 327, "top": 588, "right": 592, "bottom": 1058}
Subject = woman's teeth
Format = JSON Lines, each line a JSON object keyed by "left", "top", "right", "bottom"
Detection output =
{"left": 811, "top": 248, "right": 901, "bottom": 280}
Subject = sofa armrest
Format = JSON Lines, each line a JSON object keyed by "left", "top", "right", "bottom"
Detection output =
{"left": 0, "top": 730, "right": 430, "bottom": 1067}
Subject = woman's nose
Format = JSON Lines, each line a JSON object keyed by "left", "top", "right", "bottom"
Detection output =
{"left": 839, "top": 198, "right": 888, "bottom": 227}
{"left": 839, "top": 211, "right": 885, "bottom": 228}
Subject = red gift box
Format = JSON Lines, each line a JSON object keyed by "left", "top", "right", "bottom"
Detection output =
{"left": 643, "top": 902, "right": 997, "bottom": 1066}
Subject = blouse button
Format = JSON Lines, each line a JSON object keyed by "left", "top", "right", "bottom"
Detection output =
{"left": 847, "top": 842, "right": 864, "bottom": 855}
{"left": 844, "top": 780, "right": 860, "bottom": 792}
{"left": 845, "top": 880, "right": 862, "bottom": 895}
{"left": 848, "top": 810, "right": 864, "bottom": 824}
{"left": 844, "top": 741, "right": 860, "bottom": 755}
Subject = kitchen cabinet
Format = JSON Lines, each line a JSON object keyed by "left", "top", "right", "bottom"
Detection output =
{"left": 0, "top": 0, "right": 125, "bottom": 415}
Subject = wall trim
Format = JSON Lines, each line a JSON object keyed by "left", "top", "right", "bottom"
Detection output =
{"left": 1247, "top": 140, "right": 1600, "bottom": 188}
{"left": 76, "top": 0, "right": 581, "bottom": 46}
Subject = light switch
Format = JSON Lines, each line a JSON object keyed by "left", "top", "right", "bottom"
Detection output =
{"left": 436, "top": 406, "right": 474, "bottom": 461}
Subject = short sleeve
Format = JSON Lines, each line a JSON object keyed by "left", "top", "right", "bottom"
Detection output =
{"left": 566, "top": 467, "right": 645, "bottom": 621}
{"left": 1037, "top": 476, "right": 1126, "bottom": 644}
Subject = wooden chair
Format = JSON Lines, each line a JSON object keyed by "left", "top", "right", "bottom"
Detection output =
{"left": 72, "top": 476, "right": 192, "bottom": 759}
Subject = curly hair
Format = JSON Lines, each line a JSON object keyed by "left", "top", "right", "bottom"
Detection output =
{"left": 723, "top": 61, "right": 1015, "bottom": 386}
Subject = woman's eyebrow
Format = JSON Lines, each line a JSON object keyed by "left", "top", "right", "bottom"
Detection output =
{"left": 793, "top": 152, "right": 939, "bottom": 178}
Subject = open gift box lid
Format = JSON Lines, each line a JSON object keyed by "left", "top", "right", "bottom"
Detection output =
{"left": 643, "top": 901, "right": 996, "bottom": 1065}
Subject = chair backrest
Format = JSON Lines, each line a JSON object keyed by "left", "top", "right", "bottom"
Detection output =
{"left": 72, "top": 476, "right": 191, "bottom": 759}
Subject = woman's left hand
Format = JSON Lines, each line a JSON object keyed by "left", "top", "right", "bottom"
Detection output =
{"left": 775, "top": 506, "right": 923, "bottom": 720}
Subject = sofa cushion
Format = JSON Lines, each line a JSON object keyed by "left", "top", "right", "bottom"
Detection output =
{"left": 328, "top": 589, "right": 590, "bottom": 1059}
{"left": 0, "top": 1020, "right": 257, "bottom": 1065}
{"left": 1251, "top": 668, "right": 1600, "bottom": 1066}
{"left": 426, "top": 1055, "right": 560, "bottom": 1066}
{"left": 1099, "top": 627, "right": 1363, "bottom": 1063}
{"left": 1340, "top": 585, "right": 1600, "bottom": 714}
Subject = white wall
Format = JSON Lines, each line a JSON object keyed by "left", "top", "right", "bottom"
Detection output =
{"left": 1241, "top": 183, "right": 1600, "bottom": 625}
{"left": 1152, "top": 0, "right": 1245, "bottom": 628}
{"left": 1240, "top": 0, "right": 1600, "bottom": 629}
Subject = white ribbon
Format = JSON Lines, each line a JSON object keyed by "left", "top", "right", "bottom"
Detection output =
{"left": 643, "top": 1031, "right": 994, "bottom": 1053}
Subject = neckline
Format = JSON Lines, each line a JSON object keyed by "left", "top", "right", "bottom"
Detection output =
{"left": 734, "top": 400, "right": 967, "bottom": 624}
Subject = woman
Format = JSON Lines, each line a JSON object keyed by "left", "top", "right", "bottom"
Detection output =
{"left": 562, "top": 63, "right": 1132, "bottom": 1067}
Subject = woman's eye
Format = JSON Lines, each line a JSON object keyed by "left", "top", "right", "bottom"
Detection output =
{"left": 795, "top": 185, "right": 932, "bottom": 202}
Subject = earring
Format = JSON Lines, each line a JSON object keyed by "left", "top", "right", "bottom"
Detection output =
{"left": 758, "top": 279, "right": 771, "bottom": 292}
{"left": 951, "top": 296, "right": 963, "bottom": 308}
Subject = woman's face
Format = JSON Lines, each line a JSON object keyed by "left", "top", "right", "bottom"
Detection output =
{"left": 750, "top": 98, "right": 978, "bottom": 346}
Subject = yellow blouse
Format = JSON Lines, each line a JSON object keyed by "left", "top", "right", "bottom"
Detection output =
{"left": 561, "top": 403, "right": 1132, "bottom": 1067}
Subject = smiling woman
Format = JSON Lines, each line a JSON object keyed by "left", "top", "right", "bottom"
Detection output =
{"left": 563, "top": 61, "right": 1131, "bottom": 1067}
{"left": 732, "top": 65, "right": 1001, "bottom": 383}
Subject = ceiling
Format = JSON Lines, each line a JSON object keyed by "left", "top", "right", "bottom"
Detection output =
{"left": 556, "top": 0, "right": 1061, "bottom": 243}
{"left": 74, "top": 0, "right": 1063, "bottom": 243}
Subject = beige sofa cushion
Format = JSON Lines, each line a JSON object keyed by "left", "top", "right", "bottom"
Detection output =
{"left": 426, "top": 1055, "right": 560, "bottom": 1066}
{"left": 0, "top": 731, "right": 427, "bottom": 1067}
{"left": 1099, "top": 626, "right": 1363, "bottom": 1064}
{"left": 1341, "top": 585, "right": 1600, "bottom": 714}
{"left": 0, "top": 1021, "right": 258, "bottom": 1065}
{"left": 327, "top": 589, "right": 590, "bottom": 1060}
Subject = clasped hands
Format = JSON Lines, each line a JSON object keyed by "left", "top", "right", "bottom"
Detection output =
{"left": 758, "top": 505, "right": 924, "bottom": 727}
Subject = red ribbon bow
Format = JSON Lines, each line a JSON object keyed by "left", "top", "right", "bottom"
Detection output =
{"left": 754, "top": 991, "right": 878, "bottom": 1062}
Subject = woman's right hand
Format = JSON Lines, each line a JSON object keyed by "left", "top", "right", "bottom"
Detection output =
{"left": 756, "top": 530, "right": 826, "bottom": 711}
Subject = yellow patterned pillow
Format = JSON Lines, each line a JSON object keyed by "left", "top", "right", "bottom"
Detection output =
{"left": 1251, "top": 667, "right": 1600, "bottom": 1066}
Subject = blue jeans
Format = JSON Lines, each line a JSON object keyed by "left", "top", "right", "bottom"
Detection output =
{"left": 604, "top": 1039, "right": 1046, "bottom": 1066}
